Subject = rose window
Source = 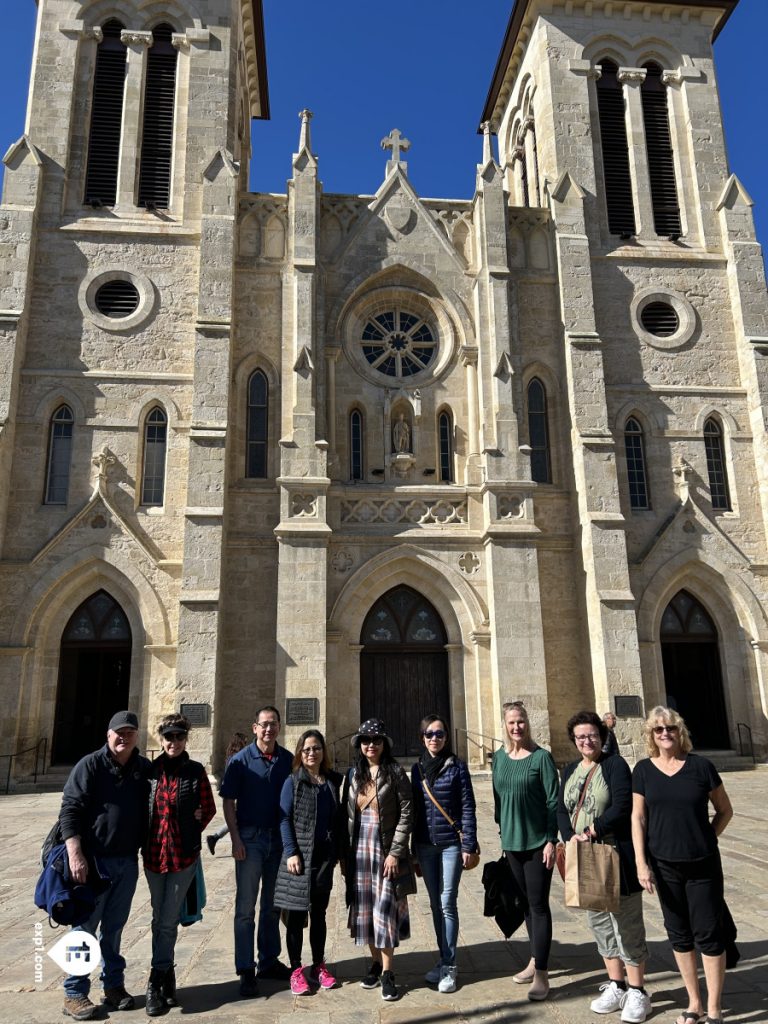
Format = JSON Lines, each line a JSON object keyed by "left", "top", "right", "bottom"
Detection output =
{"left": 360, "top": 310, "right": 437, "bottom": 379}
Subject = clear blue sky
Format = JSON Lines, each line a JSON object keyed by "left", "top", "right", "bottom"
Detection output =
{"left": 1, "top": 0, "right": 765, "bottom": 247}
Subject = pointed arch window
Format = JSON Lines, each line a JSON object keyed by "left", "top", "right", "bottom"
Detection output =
{"left": 438, "top": 410, "right": 454, "bottom": 483}
{"left": 527, "top": 378, "right": 552, "bottom": 483}
{"left": 84, "top": 21, "right": 127, "bottom": 206}
{"left": 624, "top": 417, "right": 650, "bottom": 509}
{"left": 45, "top": 404, "right": 74, "bottom": 504}
{"left": 703, "top": 418, "right": 731, "bottom": 511}
{"left": 596, "top": 59, "right": 636, "bottom": 236}
{"left": 141, "top": 407, "right": 168, "bottom": 506}
{"left": 138, "top": 24, "right": 178, "bottom": 209}
{"left": 349, "top": 409, "right": 364, "bottom": 481}
{"left": 246, "top": 371, "right": 268, "bottom": 478}
{"left": 641, "top": 62, "right": 681, "bottom": 236}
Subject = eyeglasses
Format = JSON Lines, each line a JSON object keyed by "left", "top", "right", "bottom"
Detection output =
{"left": 423, "top": 730, "right": 445, "bottom": 739}
{"left": 301, "top": 746, "right": 323, "bottom": 755}
{"left": 163, "top": 732, "right": 187, "bottom": 742}
{"left": 573, "top": 733, "right": 600, "bottom": 743}
{"left": 653, "top": 724, "right": 679, "bottom": 735}
{"left": 256, "top": 721, "right": 279, "bottom": 730}
{"left": 360, "top": 736, "right": 384, "bottom": 746}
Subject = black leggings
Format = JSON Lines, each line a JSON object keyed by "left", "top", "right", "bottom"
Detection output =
{"left": 284, "top": 886, "right": 331, "bottom": 969}
{"left": 505, "top": 847, "right": 554, "bottom": 970}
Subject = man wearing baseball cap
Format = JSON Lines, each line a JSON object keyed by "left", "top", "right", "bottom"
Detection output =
{"left": 58, "top": 710, "right": 151, "bottom": 1020}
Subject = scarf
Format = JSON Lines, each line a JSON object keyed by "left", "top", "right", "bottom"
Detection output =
{"left": 419, "top": 748, "right": 450, "bottom": 788}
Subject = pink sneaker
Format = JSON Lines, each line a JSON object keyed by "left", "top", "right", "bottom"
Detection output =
{"left": 312, "top": 963, "right": 338, "bottom": 989}
{"left": 290, "top": 967, "right": 311, "bottom": 995}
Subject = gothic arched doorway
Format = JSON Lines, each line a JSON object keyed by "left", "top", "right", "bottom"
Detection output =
{"left": 52, "top": 590, "right": 133, "bottom": 764}
{"left": 360, "top": 585, "right": 450, "bottom": 757}
{"left": 660, "top": 590, "right": 728, "bottom": 750}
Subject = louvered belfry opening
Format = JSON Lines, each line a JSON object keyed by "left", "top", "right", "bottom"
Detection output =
{"left": 84, "top": 21, "right": 127, "bottom": 206}
{"left": 641, "top": 62, "right": 682, "bottom": 236}
{"left": 138, "top": 23, "right": 177, "bottom": 208}
{"left": 596, "top": 60, "right": 636, "bottom": 236}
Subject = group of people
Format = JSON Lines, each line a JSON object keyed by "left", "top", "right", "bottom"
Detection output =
{"left": 53, "top": 701, "right": 734, "bottom": 1024}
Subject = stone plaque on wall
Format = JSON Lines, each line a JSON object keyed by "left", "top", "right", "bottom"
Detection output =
{"left": 614, "top": 696, "right": 644, "bottom": 719}
{"left": 286, "top": 698, "right": 319, "bottom": 726}
{"left": 180, "top": 703, "right": 211, "bottom": 727}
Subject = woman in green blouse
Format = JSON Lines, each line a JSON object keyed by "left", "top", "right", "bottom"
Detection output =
{"left": 492, "top": 701, "right": 559, "bottom": 1002}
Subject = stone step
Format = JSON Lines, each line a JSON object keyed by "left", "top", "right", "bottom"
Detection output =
{"left": 693, "top": 748, "right": 758, "bottom": 772}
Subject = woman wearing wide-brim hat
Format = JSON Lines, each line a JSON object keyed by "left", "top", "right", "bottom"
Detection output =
{"left": 340, "top": 718, "right": 413, "bottom": 1002}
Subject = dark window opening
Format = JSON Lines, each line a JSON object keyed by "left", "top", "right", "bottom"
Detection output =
{"left": 624, "top": 417, "right": 650, "bottom": 510}
{"left": 45, "top": 405, "right": 74, "bottom": 504}
{"left": 527, "top": 378, "right": 552, "bottom": 483}
{"left": 138, "top": 24, "right": 177, "bottom": 208}
{"left": 246, "top": 370, "right": 268, "bottom": 478}
{"left": 141, "top": 407, "right": 167, "bottom": 505}
{"left": 596, "top": 59, "right": 636, "bottom": 236}
{"left": 94, "top": 279, "right": 140, "bottom": 318}
{"left": 84, "top": 21, "right": 127, "bottom": 207}
{"left": 642, "top": 62, "right": 682, "bottom": 236}
{"left": 438, "top": 411, "right": 453, "bottom": 483}
{"left": 703, "top": 418, "right": 731, "bottom": 511}
{"left": 350, "top": 410, "right": 364, "bottom": 481}
{"left": 640, "top": 301, "right": 679, "bottom": 337}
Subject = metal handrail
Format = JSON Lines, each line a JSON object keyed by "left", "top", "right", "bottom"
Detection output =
{"left": 454, "top": 726, "right": 503, "bottom": 766}
{"left": 1, "top": 736, "right": 48, "bottom": 795}
{"left": 736, "top": 722, "right": 755, "bottom": 763}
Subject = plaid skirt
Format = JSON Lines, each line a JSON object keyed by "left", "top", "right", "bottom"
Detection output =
{"left": 348, "top": 806, "right": 410, "bottom": 947}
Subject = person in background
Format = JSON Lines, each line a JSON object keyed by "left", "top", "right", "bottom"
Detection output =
{"left": 492, "top": 700, "right": 558, "bottom": 1002}
{"left": 273, "top": 730, "right": 343, "bottom": 994}
{"left": 411, "top": 713, "right": 478, "bottom": 993}
{"left": 341, "top": 718, "right": 413, "bottom": 1002}
{"left": 602, "top": 713, "right": 620, "bottom": 757}
{"left": 220, "top": 706, "right": 293, "bottom": 997}
{"left": 58, "top": 711, "right": 150, "bottom": 1021}
{"left": 143, "top": 713, "right": 215, "bottom": 1016}
{"left": 632, "top": 706, "right": 733, "bottom": 1024}
{"left": 558, "top": 711, "right": 650, "bottom": 1023}
{"left": 206, "top": 732, "right": 249, "bottom": 855}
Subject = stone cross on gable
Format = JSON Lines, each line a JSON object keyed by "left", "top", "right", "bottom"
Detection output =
{"left": 381, "top": 129, "right": 411, "bottom": 175}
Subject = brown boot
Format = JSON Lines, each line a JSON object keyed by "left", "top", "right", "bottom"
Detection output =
{"left": 62, "top": 995, "right": 97, "bottom": 1020}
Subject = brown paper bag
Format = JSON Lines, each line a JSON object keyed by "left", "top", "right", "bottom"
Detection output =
{"left": 564, "top": 840, "right": 620, "bottom": 913}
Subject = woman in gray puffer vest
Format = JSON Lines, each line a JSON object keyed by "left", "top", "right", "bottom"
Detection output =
{"left": 274, "top": 730, "right": 343, "bottom": 995}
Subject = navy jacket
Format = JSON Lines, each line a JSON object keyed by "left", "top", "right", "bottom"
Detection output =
{"left": 411, "top": 755, "right": 478, "bottom": 853}
{"left": 59, "top": 745, "right": 151, "bottom": 858}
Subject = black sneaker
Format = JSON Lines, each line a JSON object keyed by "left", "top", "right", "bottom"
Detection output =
{"left": 206, "top": 834, "right": 218, "bottom": 855}
{"left": 360, "top": 960, "right": 383, "bottom": 989}
{"left": 239, "top": 969, "right": 260, "bottom": 998}
{"left": 381, "top": 970, "right": 399, "bottom": 1001}
{"left": 256, "top": 960, "right": 292, "bottom": 981}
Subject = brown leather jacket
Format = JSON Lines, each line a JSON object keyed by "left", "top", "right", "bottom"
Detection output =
{"left": 342, "top": 762, "right": 413, "bottom": 860}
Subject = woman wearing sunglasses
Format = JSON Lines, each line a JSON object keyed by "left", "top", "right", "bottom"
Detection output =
{"left": 143, "top": 713, "right": 216, "bottom": 1015}
{"left": 341, "top": 717, "right": 413, "bottom": 1002}
{"left": 558, "top": 711, "right": 650, "bottom": 1022}
{"left": 273, "top": 730, "right": 343, "bottom": 995}
{"left": 632, "top": 706, "right": 733, "bottom": 1024}
{"left": 411, "top": 714, "right": 478, "bottom": 993}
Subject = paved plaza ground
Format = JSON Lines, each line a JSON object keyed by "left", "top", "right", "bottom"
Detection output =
{"left": 1, "top": 769, "right": 766, "bottom": 1024}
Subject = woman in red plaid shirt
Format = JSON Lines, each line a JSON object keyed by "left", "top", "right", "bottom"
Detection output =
{"left": 143, "top": 713, "right": 216, "bottom": 1016}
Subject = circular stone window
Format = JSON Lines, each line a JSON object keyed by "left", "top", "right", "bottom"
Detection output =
{"left": 360, "top": 309, "right": 437, "bottom": 379}
{"left": 631, "top": 288, "right": 697, "bottom": 350}
{"left": 94, "top": 280, "right": 140, "bottom": 319}
{"left": 79, "top": 268, "right": 155, "bottom": 332}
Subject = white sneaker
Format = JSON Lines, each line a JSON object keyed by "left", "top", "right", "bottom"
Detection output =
{"left": 620, "top": 988, "right": 651, "bottom": 1023}
{"left": 590, "top": 981, "right": 627, "bottom": 1014}
{"left": 438, "top": 965, "right": 458, "bottom": 993}
{"left": 424, "top": 962, "right": 442, "bottom": 985}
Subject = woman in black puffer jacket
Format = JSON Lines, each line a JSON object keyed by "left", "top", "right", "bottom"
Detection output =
{"left": 411, "top": 714, "right": 478, "bottom": 994}
{"left": 274, "top": 730, "right": 343, "bottom": 996}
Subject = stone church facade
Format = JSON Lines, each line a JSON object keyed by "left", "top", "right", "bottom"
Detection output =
{"left": 1, "top": 0, "right": 767, "bottom": 776}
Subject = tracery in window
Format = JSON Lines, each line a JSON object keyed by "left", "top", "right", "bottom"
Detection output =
{"left": 360, "top": 310, "right": 437, "bottom": 380}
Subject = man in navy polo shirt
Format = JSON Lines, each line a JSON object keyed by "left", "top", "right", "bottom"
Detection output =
{"left": 221, "top": 705, "right": 292, "bottom": 997}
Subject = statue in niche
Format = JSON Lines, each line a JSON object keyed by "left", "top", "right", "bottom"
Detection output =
{"left": 392, "top": 413, "right": 411, "bottom": 453}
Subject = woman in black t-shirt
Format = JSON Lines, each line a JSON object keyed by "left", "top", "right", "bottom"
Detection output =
{"left": 631, "top": 706, "right": 733, "bottom": 1024}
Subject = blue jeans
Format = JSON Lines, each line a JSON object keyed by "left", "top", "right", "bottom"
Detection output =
{"left": 145, "top": 860, "right": 199, "bottom": 971}
{"left": 63, "top": 855, "right": 139, "bottom": 997}
{"left": 416, "top": 841, "right": 463, "bottom": 966}
{"left": 234, "top": 827, "right": 282, "bottom": 973}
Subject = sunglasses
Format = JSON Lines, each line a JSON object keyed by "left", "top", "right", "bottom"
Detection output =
{"left": 359, "top": 736, "right": 384, "bottom": 746}
{"left": 164, "top": 732, "right": 187, "bottom": 741}
{"left": 653, "top": 724, "right": 679, "bottom": 735}
{"left": 301, "top": 746, "right": 323, "bottom": 755}
{"left": 423, "top": 730, "right": 446, "bottom": 739}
